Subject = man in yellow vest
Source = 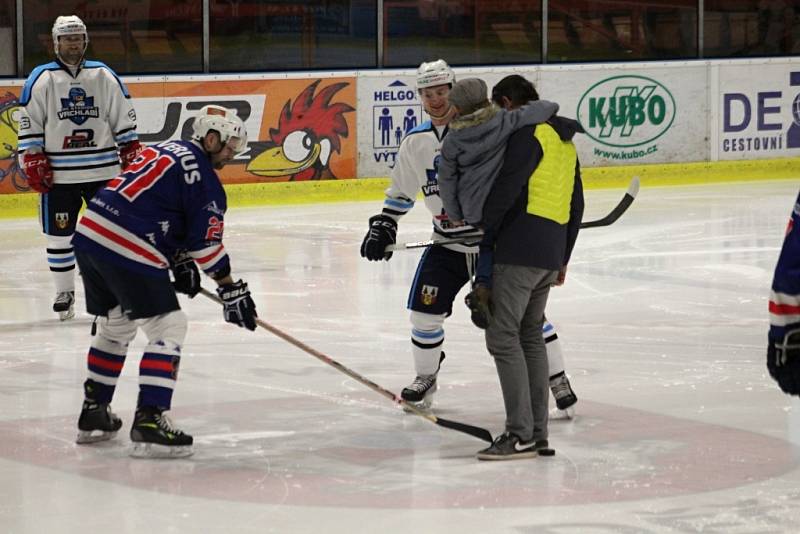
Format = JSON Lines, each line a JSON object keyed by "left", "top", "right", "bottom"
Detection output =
{"left": 471, "top": 75, "right": 585, "bottom": 460}
{"left": 440, "top": 76, "right": 581, "bottom": 421}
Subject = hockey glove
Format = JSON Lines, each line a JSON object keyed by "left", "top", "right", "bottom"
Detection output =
{"left": 767, "top": 328, "right": 800, "bottom": 395}
{"left": 171, "top": 253, "right": 200, "bottom": 298}
{"left": 21, "top": 152, "right": 53, "bottom": 193}
{"left": 119, "top": 140, "right": 143, "bottom": 169}
{"left": 465, "top": 284, "right": 492, "bottom": 329}
{"left": 217, "top": 280, "right": 257, "bottom": 331}
{"left": 360, "top": 214, "right": 397, "bottom": 261}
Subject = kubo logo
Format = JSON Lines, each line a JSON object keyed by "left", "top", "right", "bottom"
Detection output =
{"left": 577, "top": 75, "right": 675, "bottom": 148}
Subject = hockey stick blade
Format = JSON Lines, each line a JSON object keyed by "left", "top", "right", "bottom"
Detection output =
{"left": 579, "top": 176, "right": 639, "bottom": 229}
{"left": 198, "top": 288, "right": 494, "bottom": 443}
{"left": 388, "top": 176, "right": 640, "bottom": 251}
{"left": 396, "top": 395, "right": 493, "bottom": 443}
{"left": 432, "top": 416, "right": 493, "bottom": 442}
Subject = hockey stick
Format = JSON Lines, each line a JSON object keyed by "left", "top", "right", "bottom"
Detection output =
{"left": 199, "top": 288, "right": 493, "bottom": 443}
{"left": 578, "top": 175, "right": 640, "bottom": 229}
{"left": 387, "top": 176, "right": 640, "bottom": 251}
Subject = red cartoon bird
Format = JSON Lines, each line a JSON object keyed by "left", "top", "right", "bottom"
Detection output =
{"left": 247, "top": 80, "right": 354, "bottom": 181}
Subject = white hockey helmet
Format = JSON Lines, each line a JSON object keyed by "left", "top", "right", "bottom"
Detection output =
{"left": 52, "top": 15, "right": 88, "bottom": 50}
{"left": 416, "top": 59, "right": 455, "bottom": 90}
{"left": 191, "top": 105, "right": 248, "bottom": 153}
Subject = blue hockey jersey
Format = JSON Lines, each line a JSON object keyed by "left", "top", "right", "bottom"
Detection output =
{"left": 769, "top": 189, "right": 800, "bottom": 343}
{"left": 72, "top": 140, "right": 230, "bottom": 278}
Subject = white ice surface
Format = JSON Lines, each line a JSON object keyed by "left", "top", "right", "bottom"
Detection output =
{"left": 1, "top": 180, "right": 800, "bottom": 533}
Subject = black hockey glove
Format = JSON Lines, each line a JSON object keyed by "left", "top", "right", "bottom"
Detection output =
{"left": 171, "top": 253, "right": 200, "bottom": 298}
{"left": 767, "top": 328, "right": 800, "bottom": 395}
{"left": 360, "top": 214, "right": 397, "bottom": 261}
{"left": 465, "top": 284, "right": 492, "bottom": 329}
{"left": 217, "top": 280, "right": 257, "bottom": 331}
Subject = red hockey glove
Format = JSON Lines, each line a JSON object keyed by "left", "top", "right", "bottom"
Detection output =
{"left": 21, "top": 152, "right": 53, "bottom": 193}
{"left": 119, "top": 140, "right": 143, "bottom": 169}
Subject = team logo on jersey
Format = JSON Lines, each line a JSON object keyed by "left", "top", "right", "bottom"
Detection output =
{"left": 54, "top": 212, "right": 69, "bottom": 230}
{"left": 58, "top": 87, "right": 99, "bottom": 125}
{"left": 420, "top": 285, "right": 439, "bottom": 306}
{"left": 421, "top": 156, "right": 440, "bottom": 197}
{"left": 62, "top": 128, "right": 96, "bottom": 149}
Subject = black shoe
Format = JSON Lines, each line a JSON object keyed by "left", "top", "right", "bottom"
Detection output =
{"left": 477, "top": 432, "right": 539, "bottom": 460}
{"left": 130, "top": 406, "right": 193, "bottom": 458}
{"left": 76, "top": 401, "right": 122, "bottom": 444}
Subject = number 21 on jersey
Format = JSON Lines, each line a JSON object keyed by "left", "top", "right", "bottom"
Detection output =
{"left": 106, "top": 147, "right": 174, "bottom": 202}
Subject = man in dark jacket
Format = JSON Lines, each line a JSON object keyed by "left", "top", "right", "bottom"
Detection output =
{"left": 473, "top": 77, "right": 585, "bottom": 460}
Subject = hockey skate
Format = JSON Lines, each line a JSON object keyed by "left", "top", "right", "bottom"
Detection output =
{"left": 53, "top": 291, "right": 75, "bottom": 321}
{"left": 130, "top": 406, "right": 193, "bottom": 459}
{"left": 76, "top": 401, "right": 122, "bottom": 444}
{"left": 549, "top": 372, "right": 577, "bottom": 420}
{"left": 401, "top": 352, "right": 445, "bottom": 413}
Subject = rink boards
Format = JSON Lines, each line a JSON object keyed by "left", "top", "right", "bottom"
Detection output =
{"left": 0, "top": 57, "right": 798, "bottom": 204}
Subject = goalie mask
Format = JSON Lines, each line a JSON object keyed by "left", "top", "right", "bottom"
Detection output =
{"left": 416, "top": 59, "right": 455, "bottom": 90}
{"left": 191, "top": 105, "right": 248, "bottom": 154}
{"left": 52, "top": 15, "right": 88, "bottom": 61}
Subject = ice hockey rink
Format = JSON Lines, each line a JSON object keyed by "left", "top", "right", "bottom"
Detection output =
{"left": 2, "top": 178, "right": 800, "bottom": 533}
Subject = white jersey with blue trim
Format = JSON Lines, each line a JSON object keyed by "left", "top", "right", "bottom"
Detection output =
{"left": 17, "top": 59, "right": 138, "bottom": 185}
{"left": 381, "top": 120, "right": 482, "bottom": 253}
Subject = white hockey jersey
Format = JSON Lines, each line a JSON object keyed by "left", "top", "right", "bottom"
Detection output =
{"left": 381, "top": 121, "right": 482, "bottom": 253}
{"left": 17, "top": 59, "right": 138, "bottom": 185}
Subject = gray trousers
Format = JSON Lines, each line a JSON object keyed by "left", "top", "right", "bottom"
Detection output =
{"left": 485, "top": 263, "right": 558, "bottom": 442}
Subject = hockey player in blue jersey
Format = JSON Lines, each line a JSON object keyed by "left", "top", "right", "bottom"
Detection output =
{"left": 71, "top": 105, "right": 257, "bottom": 458}
{"left": 17, "top": 15, "right": 142, "bottom": 321}
{"left": 768, "top": 190, "right": 800, "bottom": 396}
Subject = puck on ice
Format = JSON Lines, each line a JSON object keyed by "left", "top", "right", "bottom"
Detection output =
{"left": 538, "top": 448, "right": 556, "bottom": 456}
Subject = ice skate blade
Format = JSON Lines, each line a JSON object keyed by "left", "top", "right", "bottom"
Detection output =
{"left": 76, "top": 430, "right": 118, "bottom": 444}
{"left": 58, "top": 308, "right": 75, "bottom": 321}
{"left": 130, "top": 442, "right": 194, "bottom": 459}
{"left": 402, "top": 397, "right": 434, "bottom": 414}
{"left": 549, "top": 406, "right": 576, "bottom": 420}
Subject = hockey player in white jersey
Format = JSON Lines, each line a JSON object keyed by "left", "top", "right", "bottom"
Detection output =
{"left": 17, "top": 15, "right": 142, "bottom": 321}
{"left": 360, "top": 60, "right": 578, "bottom": 417}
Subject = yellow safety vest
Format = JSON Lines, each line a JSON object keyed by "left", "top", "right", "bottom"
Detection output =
{"left": 527, "top": 123, "right": 576, "bottom": 224}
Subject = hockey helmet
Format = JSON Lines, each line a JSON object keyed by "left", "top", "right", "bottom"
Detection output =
{"left": 191, "top": 105, "right": 248, "bottom": 153}
{"left": 52, "top": 15, "right": 88, "bottom": 49}
{"left": 416, "top": 59, "right": 455, "bottom": 90}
